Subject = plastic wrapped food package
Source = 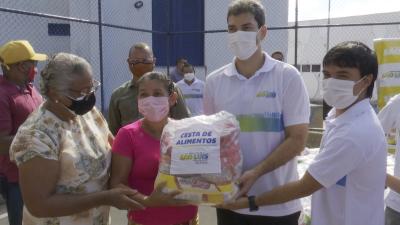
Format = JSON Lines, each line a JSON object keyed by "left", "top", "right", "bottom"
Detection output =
{"left": 155, "top": 111, "right": 243, "bottom": 205}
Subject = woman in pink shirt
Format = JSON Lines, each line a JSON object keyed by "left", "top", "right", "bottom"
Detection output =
{"left": 110, "top": 72, "right": 198, "bottom": 225}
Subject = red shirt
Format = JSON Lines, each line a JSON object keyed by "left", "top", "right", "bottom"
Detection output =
{"left": 112, "top": 120, "right": 197, "bottom": 225}
{"left": 0, "top": 75, "right": 43, "bottom": 182}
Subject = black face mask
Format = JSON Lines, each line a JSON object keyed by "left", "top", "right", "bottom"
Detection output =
{"left": 67, "top": 92, "right": 96, "bottom": 115}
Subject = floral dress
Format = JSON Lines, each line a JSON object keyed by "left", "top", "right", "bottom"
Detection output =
{"left": 10, "top": 105, "right": 112, "bottom": 225}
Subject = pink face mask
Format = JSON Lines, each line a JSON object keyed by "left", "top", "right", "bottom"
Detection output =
{"left": 138, "top": 96, "right": 170, "bottom": 122}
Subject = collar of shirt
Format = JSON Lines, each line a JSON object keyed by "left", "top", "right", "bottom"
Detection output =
{"left": 222, "top": 52, "right": 277, "bottom": 80}
{"left": 326, "top": 98, "right": 371, "bottom": 127}
{"left": 0, "top": 75, "right": 32, "bottom": 95}
{"left": 129, "top": 79, "right": 138, "bottom": 88}
{"left": 181, "top": 78, "right": 200, "bottom": 86}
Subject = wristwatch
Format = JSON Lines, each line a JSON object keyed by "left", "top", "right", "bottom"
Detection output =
{"left": 248, "top": 195, "right": 259, "bottom": 212}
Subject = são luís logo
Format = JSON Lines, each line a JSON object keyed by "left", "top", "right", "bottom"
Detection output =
{"left": 256, "top": 90, "right": 276, "bottom": 98}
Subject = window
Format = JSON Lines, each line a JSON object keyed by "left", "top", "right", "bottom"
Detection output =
{"left": 152, "top": 0, "right": 204, "bottom": 66}
{"left": 48, "top": 23, "right": 70, "bottom": 36}
{"left": 301, "top": 64, "right": 311, "bottom": 72}
{"left": 311, "top": 64, "right": 321, "bottom": 72}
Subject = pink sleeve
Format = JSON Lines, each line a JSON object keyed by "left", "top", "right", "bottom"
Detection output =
{"left": 112, "top": 127, "right": 134, "bottom": 159}
{"left": 0, "top": 95, "right": 12, "bottom": 134}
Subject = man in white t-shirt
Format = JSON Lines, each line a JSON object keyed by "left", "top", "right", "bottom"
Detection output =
{"left": 220, "top": 41, "right": 387, "bottom": 225}
{"left": 177, "top": 63, "right": 205, "bottom": 116}
{"left": 204, "top": 0, "right": 310, "bottom": 224}
{"left": 378, "top": 94, "right": 400, "bottom": 225}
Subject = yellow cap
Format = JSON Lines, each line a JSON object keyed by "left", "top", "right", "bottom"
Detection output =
{"left": 0, "top": 40, "right": 47, "bottom": 66}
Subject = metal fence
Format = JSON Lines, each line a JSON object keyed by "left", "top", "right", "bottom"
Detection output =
{"left": 1, "top": 0, "right": 400, "bottom": 115}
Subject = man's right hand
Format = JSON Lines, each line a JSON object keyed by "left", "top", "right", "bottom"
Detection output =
{"left": 234, "top": 169, "right": 260, "bottom": 199}
{"left": 144, "top": 182, "right": 191, "bottom": 207}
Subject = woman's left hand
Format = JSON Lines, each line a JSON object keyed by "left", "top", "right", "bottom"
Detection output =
{"left": 216, "top": 197, "right": 249, "bottom": 210}
{"left": 106, "top": 186, "right": 145, "bottom": 210}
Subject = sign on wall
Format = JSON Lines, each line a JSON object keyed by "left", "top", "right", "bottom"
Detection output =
{"left": 374, "top": 38, "right": 400, "bottom": 153}
{"left": 374, "top": 38, "right": 400, "bottom": 110}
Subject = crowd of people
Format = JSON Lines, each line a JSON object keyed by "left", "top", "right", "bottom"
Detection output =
{"left": 0, "top": 0, "right": 399, "bottom": 225}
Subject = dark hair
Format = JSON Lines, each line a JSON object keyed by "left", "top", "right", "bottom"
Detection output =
{"left": 0, "top": 57, "right": 14, "bottom": 75}
{"left": 0, "top": 57, "right": 4, "bottom": 74}
{"left": 323, "top": 41, "right": 378, "bottom": 98}
{"left": 176, "top": 58, "right": 187, "bottom": 65}
{"left": 227, "top": 0, "right": 266, "bottom": 28}
{"left": 0, "top": 64, "right": 7, "bottom": 75}
{"left": 272, "top": 51, "right": 283, "bottom": 57}
{"left": 137, "top": 71, "right": 174, "bottom": 96}
{"left": 182, "top": 62, "right": 195, "bottom": 73}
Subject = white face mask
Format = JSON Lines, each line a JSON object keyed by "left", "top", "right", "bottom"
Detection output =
{"left": 228, "top": 30, "right": 258, "bottom": 60}
{"left": 322, "top": 77, "right": 366, "bottom": 109}
{"left": 184, "top": 73, "right": 195, "bottom": 82}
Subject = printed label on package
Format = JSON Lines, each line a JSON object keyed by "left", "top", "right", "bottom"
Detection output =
{"left": 170, "top": 127, "right": 221, "bottom": 175}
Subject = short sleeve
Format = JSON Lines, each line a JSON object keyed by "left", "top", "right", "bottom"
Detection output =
{"left": 378, "top": 95, "right": 400, "bottom": 133}
{"left": 170, "top": 84, "right": 191, "bottom": 119}
{"left": 203, "top": 79, "right": 215, "bottom": 115}
{"left": 308, "top": 137, "right": 363, "bottom": 188}
{"left": 112, "top": 127, "right": 135, "bottom": 159}
{"left": 282, "top": 69, "right": 310, "bottom": 127}
{"left": 10, "top": 129, "right": 59, "bottom": 165}
{"left": 108, "top": 92, "right": 122, "bottom": 136}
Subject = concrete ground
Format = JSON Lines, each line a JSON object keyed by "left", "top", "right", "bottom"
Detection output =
{"left": 0, "top": 205, "right": 217, "bottom": 225}
{"left": 0, "top": 204, "right": 8, "bottom": 225}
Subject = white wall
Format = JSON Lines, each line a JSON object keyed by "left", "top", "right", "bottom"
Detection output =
{"left": 1, "top": 0, "right": 69, "bottom": 17}
{"left": 1, "top": 0, "right": 289, "bottom": 111}
{"left": 3, "top": 1, "right": 400, "bottom": 107}
{"left": 100, "top": 0, "right": 153, "bottom": 108}
{"left": 69, "top": 1, "right": 102, "bottom": 108}
{"left": 0, "top": 0, "right": 71, "bottom": 86}
{"left": 204, "top": 0, "right": 289, "bottom": 74}
{"left": 288, "top": 11, "right": 400, "bottom": 101}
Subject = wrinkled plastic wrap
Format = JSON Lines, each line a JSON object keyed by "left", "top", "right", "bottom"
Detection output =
{"left": 155, "top": 111, "right": 243, "bottom": 205}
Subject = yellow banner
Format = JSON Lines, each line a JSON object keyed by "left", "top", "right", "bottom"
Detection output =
{"left": 374, "top": 38, "right": 400, "bottom": 109}
{"left": 374, "top": 39, "right": 400, "bottom": 65}
{"left": 375, "top": 39, "right": 400, "bottom": 154}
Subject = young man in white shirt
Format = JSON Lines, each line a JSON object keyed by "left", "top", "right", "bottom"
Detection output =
{"left": 221, "top": 41, "right": 387, "bottom": 225}
{"left": 378, "top": 94, "right": 400, "bottom": 225}
{"left": 177, "top": 63, "right": 205, "bottom": 116}
{"left": 204, "top": 0, "right": 310, "bottom": 224}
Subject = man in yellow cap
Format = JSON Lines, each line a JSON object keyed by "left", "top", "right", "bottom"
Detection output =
{"left": 0, "top": 40, "right": 47, "bottom": 225}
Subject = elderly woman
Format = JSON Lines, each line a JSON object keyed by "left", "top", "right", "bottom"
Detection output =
{"left": 9, "top": 53, "right": 143, "bottom": 225}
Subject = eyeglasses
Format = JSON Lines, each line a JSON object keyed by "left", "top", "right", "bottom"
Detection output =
{"left": 127, "top": 58, "right": 155, "bottom": 66}
{"left": 22, "top": 60, "right": 38, "bottom": 67}
{"left": 65, "top": 79, "right": 101, "bottom": 101}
